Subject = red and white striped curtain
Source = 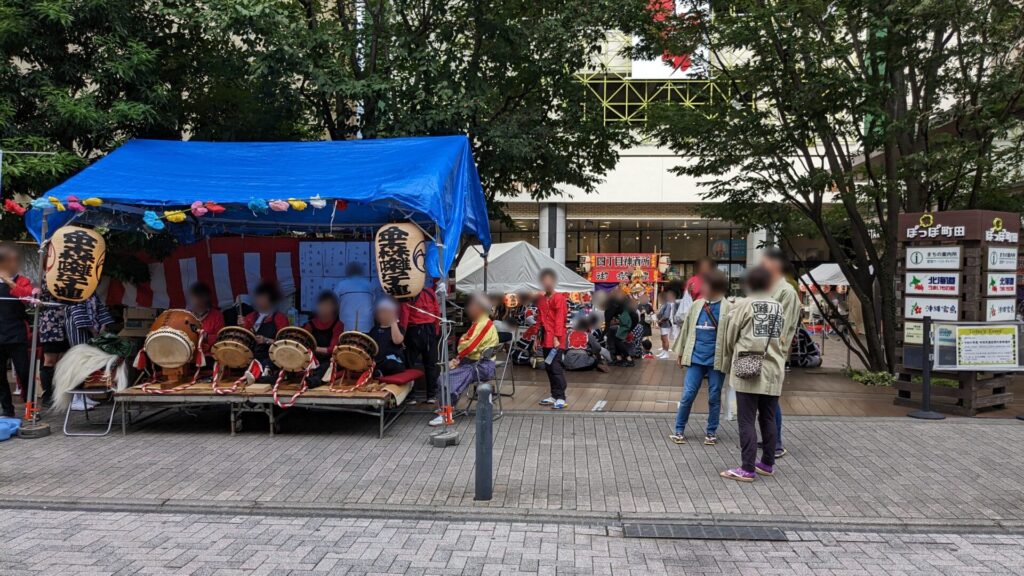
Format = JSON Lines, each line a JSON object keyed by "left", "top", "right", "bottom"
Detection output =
{"left": 103, "top": 238, "right": 300, "bottom": 309}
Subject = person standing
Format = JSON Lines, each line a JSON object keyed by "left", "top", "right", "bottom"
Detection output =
{"left": 0, "top": 245, "right": 33, "bottom": 416}
{"left": 536, "top": 268, "right": 568, "bottom": 409}
{"left": 718, "top": 266, "right": 786, "bottom": 482}
{"left": 762, "top": 249, "right": 801, "bottom": 458}
{"left": 333, "top": 262, "right": 380, "bottom": 333}
{"left": 656, "top": 290, "right": 677, "bottom": 359}
{"left": 669, "top": 270, "right": 730, "bottom": 446}
{"left": 684, "top": 257, "right": 716, "bottom": 301}
{"left": 400, "top": 278, "right": 441, "bottom": 404}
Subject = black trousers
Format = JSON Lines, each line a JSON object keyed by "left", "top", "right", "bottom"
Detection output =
{"left": 736, "top": 391, "right": 778, "bottom": 473}
{"left": 0, "top": 343, "right": 30, "bottom": 415}
{"left": 543, "top": 347, "right": 567, "bottom": 400}
{"left": 405, "top": 323, "right": 439, "bottom": 398}
{"left": 607, "top": 333, "right": 630, "bottom": 358}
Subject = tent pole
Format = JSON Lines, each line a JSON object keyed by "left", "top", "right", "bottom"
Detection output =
{"left": 483, "top": 254, "right": 488, "bottom": 295}
{"left": 430, "top": 238, "right": 459, "bottom": 447}
{"left": 20, "top": 215, "right": 50, "bottom": 438}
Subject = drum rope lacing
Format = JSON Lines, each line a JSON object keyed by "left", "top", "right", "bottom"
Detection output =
{"left": 272, "top": 351, "right": 318, "bottom": 409}
{"left": 140, "top": 331, "right": 206, "bottom": 394}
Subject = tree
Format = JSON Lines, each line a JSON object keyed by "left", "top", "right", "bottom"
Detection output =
{"left": 178, "top": 0, "right": 633, "bottom": 215}
{"left": 0, "top": 0, "right": 310, "bottom": 242}
{"left": 627, "top": 0, "right": 1024, "bottom": 371}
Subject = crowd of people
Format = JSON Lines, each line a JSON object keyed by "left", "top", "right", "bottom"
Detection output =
{"left": 2, "top": 238, "right": 806, "bottom": 481}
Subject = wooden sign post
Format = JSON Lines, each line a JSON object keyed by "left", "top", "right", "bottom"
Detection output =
{"left": 896, "top": 210, "right": 1019, "bottom": 415}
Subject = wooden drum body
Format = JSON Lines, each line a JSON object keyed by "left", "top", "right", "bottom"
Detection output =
{"left": 212, "top": 326, "right": 257, "bottom": 369}
{"left": 269, "top": 327, "right": 317, "bottom": 372}
{"left": 332, "top": 331, "right": 378, "bottom": 373}
{"left": 144, "top": 309, "right": 201, "bottom": 369}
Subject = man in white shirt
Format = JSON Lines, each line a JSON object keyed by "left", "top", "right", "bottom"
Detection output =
{"left": 333, "top": 262, "right": 381, "bottom": 333}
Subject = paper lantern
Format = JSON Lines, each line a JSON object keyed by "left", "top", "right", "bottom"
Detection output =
{"left": 503, "top": 293, "right": 519, "bottom": 308}
{"left": 45, "top": 226, "right": 106, "bottom": 302}
{"left": 374, "top": 222, "right": 426, "bottom": 300}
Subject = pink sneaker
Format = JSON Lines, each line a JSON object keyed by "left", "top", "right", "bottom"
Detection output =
{"left": 719, "top": 467, "right": 755, "bottom": 482}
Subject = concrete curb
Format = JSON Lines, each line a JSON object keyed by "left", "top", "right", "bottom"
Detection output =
{"left": 3, "top": 496, "right": 1022, "bottom": 535}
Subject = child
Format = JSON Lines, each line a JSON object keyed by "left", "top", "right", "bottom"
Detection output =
{"left": 241, "top": 281, "right": 289, "bottom": 366}
{"left": 303, "top": 291, "right": 344, "bottom": 382}
{"left": 366, "top": 298, "right": 406, "bottom": 377}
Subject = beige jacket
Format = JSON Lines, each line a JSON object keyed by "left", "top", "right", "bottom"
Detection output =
{"left": 719, "top": 293, "right": 787, "bottom": 396}
{"left": 671, "top": 297, "right": 731, "bottom": 372}
{"left": 772, "top": 278, "right": 802, "bottom": 349}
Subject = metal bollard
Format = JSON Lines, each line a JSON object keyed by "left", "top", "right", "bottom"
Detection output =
{"left": 474, "top": 383, "right": 493, "bottom": 501}
{"left": 909, "top": 316, "right": 945, "bottom": 420}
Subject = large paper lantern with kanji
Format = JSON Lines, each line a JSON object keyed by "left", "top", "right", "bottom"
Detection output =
{"left": 45, "top": 226, "right": 106, "bottom": 302}
{"left": 374, "top": 222, "right": 426, "bottom": 300}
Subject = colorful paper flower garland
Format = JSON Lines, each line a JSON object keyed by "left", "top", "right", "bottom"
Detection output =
{"left": 6, "top": 193, "right": 343, "bottom": 233}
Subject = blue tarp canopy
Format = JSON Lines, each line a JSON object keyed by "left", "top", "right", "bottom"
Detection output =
{"left": 26, "top": 136, "right": 491, "bottom": 276}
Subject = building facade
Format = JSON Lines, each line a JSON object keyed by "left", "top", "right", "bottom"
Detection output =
{"left": 490, "top": 32, "right": 829, "bottom": 283}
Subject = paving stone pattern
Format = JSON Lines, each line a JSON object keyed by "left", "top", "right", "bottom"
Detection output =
{"left": 2, "top": 410, "right": 1024, "bottom": 527}
{"left": 2, "top": 508, "right": 1024, "bottom": 575}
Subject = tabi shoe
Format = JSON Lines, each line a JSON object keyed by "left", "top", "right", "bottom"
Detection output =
{"left": 720, "top": 468, "right": 756, "bottom": 482}
{"left": 755, "top": 461, "right": 775, "bottom": 476}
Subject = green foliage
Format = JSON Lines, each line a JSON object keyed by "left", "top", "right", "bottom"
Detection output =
{"left": 846, "top": 369, "right": 895, "bottom": 387}
{"left": 2, "top": 0, "right": 630, "bottom": 245}
{"left": 623, "top": 0, "right": 1024, "bottom": 371}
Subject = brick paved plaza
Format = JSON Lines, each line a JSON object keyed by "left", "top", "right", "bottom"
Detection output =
{"left": 2, "top": 410, "right": 1023, "bottom": 531}
{"left": 3, "top": 508, "right": 1024, "bottom": 575}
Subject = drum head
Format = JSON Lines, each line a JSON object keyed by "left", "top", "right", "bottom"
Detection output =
{"left": 270, "top": 340, "right": 312, "bottom": 372}
{"left": 212, "top": 340, "right": 253, "bottom": 369}
{"left": 145, "top": 331, "right": 194, "bottom": 369}
{"left": 276, "top": 327, "right": 317, "bottom": 352}
{"left": 334, "top": 345, "right": 373, "bottom": 373}
{"left": 338, "top": 331, "right": 379, "bottom": 358}
{"left": 217, "top": 326, "right": 256, "bottom": 348}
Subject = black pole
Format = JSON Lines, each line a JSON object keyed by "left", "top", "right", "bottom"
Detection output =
{"left": 474, "top": 382, "right": 493, "bottom": 500}
{"left": 909, "top": 316, "right": 945, "bottom": 420}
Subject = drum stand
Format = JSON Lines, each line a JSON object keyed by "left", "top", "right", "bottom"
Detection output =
{"left": 140, "top": 366, "right": 201, "bottom": 394}
{"left": 211, "top": 364, "right": 254, "bottom": 395}
{"left": 271, "top": 353, "right": 318, "bottom": 409}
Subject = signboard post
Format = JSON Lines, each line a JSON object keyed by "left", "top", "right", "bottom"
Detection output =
{"left": 896, "top": 210, "right": 1019, "bottom": 415}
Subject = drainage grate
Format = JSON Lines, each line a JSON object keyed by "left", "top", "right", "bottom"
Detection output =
{"left": 622, "top": 523, "right": 787, "bottom": 541}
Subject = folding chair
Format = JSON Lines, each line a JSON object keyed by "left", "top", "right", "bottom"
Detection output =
{"left": 462, "top": 346, "right": 503, "bottom": 419}
{"left": 495, "top": 326, "right": 529, "bottom": 399}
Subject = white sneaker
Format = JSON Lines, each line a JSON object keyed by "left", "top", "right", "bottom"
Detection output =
{"left": 726, "top": 413, "right": 736, "bottom": 422}
{"left": 85, "top": 397, "right": 100, "bottom": 407}
{"left": 656, "top": 351, "right": 669, "bottom": 359}
{"left": 552, "top": 399, "right": 566, "bottom": 410}
{"left": 428, "top": 415, "right": 445, "bottom": 427}
{"left": 538, "top": 397, "right": 556, "bottom": 406}
{"left": 70, "top": 396, "right": 90, "bottom": 412}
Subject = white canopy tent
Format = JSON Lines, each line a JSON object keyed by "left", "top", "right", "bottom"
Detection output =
{"left": 455, "top": 241, "right": 594, "bottom": 294}
{"left": 799, "top": 263, "right": 850, "bottom": 286}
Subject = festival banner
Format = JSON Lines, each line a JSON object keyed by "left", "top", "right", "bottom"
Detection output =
{"left": 584, "top": 253, "right": 661, "bottom": 283}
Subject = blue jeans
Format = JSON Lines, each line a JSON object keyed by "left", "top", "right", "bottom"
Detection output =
{"left": 673, "top": 363, "right": 725, "bottom": 436}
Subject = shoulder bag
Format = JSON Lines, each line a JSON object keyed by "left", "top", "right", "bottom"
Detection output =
{"left": 732, "top": 307, "right": 779, "bottom": 379}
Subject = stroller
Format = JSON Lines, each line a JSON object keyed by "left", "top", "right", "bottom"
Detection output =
{"left": 789, "top": 327, "right": 823, "bottom": 368}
